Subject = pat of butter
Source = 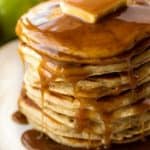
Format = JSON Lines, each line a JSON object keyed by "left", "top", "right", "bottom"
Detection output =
{"left": 60, "top": 0, "right": 127, "bottom": 23}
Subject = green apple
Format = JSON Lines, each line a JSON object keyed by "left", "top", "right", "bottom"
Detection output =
{"left": 0, "top": 0, "right": 42, "bottom": 44}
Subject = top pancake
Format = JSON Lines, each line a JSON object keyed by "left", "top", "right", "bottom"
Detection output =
{"left": 16, "top": 1, "right": 150, "bottom": 59}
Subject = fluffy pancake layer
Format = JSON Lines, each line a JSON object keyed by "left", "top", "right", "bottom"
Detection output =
{"left": 16, "top": 1, "right": 150, "bottom": 60}
{"left": 16, "top": 0, "right": 150, "bottom": 149}
{"left": 19, "top": 89, "right": 150, "bottom": 148}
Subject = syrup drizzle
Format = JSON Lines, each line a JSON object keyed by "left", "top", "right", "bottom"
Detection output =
{"left": 12, "top": 111, "right": 28, "bottom": 125}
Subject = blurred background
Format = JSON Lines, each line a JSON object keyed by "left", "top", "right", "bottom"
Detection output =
{"left": 0, "top": 0, "right": 43, "bottom": 45}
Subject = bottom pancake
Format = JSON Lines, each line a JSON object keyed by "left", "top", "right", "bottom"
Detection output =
{"left": 18, "top": 91, "right": 150, "bottom": 148}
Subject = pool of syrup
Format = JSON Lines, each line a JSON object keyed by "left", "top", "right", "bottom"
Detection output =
{"left": 22, "top": 129, "right": 150, "bottom": 150}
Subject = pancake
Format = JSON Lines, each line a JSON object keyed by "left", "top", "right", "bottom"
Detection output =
{"left": 16, "top": 0, "right": 150, "bottom": 149}
{"left": 16, "top": 1, "right": 150, "bottom": 60}
{"left": 24, "top": 62, "right": 150, "bottom": 98}
{"left": 20, "top": 43, "right": 150, "bottom": 80}
{"left": 24, "top": 81, "right": 150, "bottom": 118}
{"left": 19, "top": 92, "right": 150, "bottom": 148}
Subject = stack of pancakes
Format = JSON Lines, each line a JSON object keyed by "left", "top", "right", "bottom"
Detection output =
{"left": 16, "top": 0, "right": 150, "bottom": 149}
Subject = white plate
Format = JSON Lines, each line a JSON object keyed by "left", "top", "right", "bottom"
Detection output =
{"left": 0, "top": 41, "right": 30, "bottom": 150}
